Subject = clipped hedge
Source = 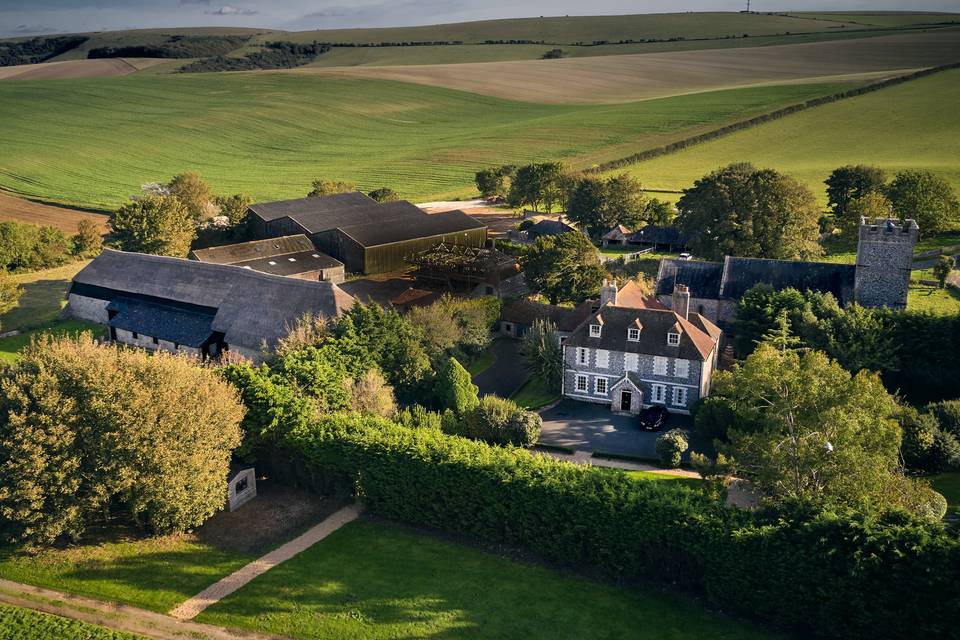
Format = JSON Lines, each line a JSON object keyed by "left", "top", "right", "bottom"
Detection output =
{"left": 275, "top": 413, "right": 960, "bottom": 639}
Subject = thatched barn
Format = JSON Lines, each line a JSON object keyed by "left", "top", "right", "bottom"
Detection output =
{"left": 68, "top": 250, "right": 354, "bottom": 362}
{"left": 247, "top": 193, "right": 487, "bottom": 275}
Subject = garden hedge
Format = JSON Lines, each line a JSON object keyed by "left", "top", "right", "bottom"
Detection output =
{"left": 274, "top": 413, "right": 960, "bottom": 639}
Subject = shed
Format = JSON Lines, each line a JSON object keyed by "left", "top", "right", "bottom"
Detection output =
{"left": 629, "top": 225, "right": 691, "bottom": 251}
{"left": 227, "top": 466, "right": 257, "bottom": 511}
{"left": 189, "top": 235, "right": 345, "bottom": 284}
{"left": 602, "top": 225, "right": 631, "bottom": 247}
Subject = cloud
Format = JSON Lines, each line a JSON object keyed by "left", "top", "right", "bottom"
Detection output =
{"left": 205, "top": 5, "right": 257, "bottom": 16}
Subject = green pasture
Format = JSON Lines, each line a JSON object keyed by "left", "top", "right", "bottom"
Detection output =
{"left": 198, "top": 518, "right": 777, "bottom": 640}
{"left": 612, "top": 69, "right": 960, "bottom": 202}
{"left": 0, "top": 74, "right": 854, "bottom": 210}
{"left": 0, "top": 603, "right": 144, "bottom": 640}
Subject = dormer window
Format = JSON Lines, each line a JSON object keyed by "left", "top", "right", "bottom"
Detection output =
{"left": 589, "top": 324, "right": 602, "bottom": 338}
{"left": 627, "top": 328, "right": 640, "bottom": 341}
{"left": 667, "top": 332, "right": 680, "bottom": 346}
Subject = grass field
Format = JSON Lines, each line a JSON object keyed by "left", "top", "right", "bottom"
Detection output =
{"left": 198, "top": 518, "right": 776, "bottom": 640}
{"left": 0, "top": 534, "right": 252, "bottom": 614}
{"left": 0, "top": 319, "right": 104, "bottom": 364}
{"left": 0, "top": 75, "right": 854, "bottom": 210}
{"left": 789, "top": 11, "right": 960, "bottom": 28}
{"left": 0, "top": 603, "right": 144, "bottom": 640}
{"left": 511, "top": 376, "right": 560, "bottom": 410}
{"left": 0, "top": 261, "right": 88, "bottom": 333}
{"left": 614, "top": 68, "right": 960, "bottom": 199}
{"left": 301, "top": 30, "right": 960, "bottom": 104}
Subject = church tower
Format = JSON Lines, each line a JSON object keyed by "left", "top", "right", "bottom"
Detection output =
{"left": 853, "top": 217, "right": 918, "bottom": 309}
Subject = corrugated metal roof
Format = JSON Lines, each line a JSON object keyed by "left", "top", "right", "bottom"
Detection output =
{"left": 248, "top": 192, "right": 376, "bottom": 222}
{"left": 338, "top": 209, "right": 486, "bottom": 248}
{"left": 190, "top": 235, "right": 315, "bottom": 264}
{"left": 289, "top": 200, "right": 425, "bottom": 235}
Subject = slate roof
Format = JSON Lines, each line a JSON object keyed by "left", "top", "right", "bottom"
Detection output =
{"left": 190, "top": 235, "right": 343, "bottom": 277}
{"left": 107, "top": 297, "right": 214, "bottom": 348}
{"left": 338, "top": 209, "right": 486, "bottom": 248}
{"left": 189, "top": 235, "right": 315, "bottom": 264}
{"left": 501, "top": 299, "right": 595, "bottom": 333}
{"left": 629, "top": 225, "right": 691, "bottom": 247}
{"left": 656, "top": 259, "right": 725, "bottom": 299}
{"left": 564, "top": 306, "right": 719, "bottom": 361}
{"left": 248, "top": 192, "right": 376, "bottom": 223}
{"left": 719, "top": 257, "right": 855, "bottom": 303}
{"left": 72, "top": 250, "right": 354, "bottom": 351}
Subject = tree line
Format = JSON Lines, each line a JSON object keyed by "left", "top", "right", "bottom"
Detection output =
{"left": 87, "top": 35, "right": 251, "bottom": 59}
{"left": 179, "top": 41, "right": 331, "bottom": 73}
{"left": 0, "top": 36, "right": 87, "bottom": 67}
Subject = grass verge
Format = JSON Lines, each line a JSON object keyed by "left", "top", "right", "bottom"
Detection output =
{"left": 0, "top": 261, "right": 89, "bottom": 333}
{"left": 930, "top": 471, "right": 960, "bottom": 517}
{"left": 0, "top": 319, "right": 105, "bottom": 364}
{"left": 0, "top": 602, "right": 144, "bottom": 639}
{"left": 197, "top": 518, "right": 777, "bottom": 640}
{"left": 510, "top": 376, "right": 560, "bottom": 410}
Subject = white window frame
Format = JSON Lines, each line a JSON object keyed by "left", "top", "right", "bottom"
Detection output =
{"left": 675, "top": 359, "right": 689, "bottom": 379}
{"left": 672, "top": 386, "right": 688, "bottom": 407}
{"left": 627, "top": 328, "right": 640, "bottom": 341}
{"left": 575, "top": 374, "right": 589, "bottom": 393}
{"left": 667, "top": 332, "right": 681, "bottom": 346}
{"left": 577, "top": 347, "right": 589, "bottom": 365}
{"left": 653, "top": 356, "right": 668, "bottom": 376}
{"left": 595, "top": 349, "right": 609, "bottom": 369}
{"left": 651, "top": 383, "right": 667, "bottom": 404}
{"left": 589, "top": 324, "right": 602, "bottom": 338}
{"left": 594, "top": 377, "right": 608, "bottom": 396}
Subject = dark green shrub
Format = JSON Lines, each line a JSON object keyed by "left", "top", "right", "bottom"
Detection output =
{"left": 458, "top": 395, "right": 542, "bottom": 446}
{"left": 655, "top": 429, "right": 689, "bottom": 468}
{"left": 276, "top": 413, "right": 960, "bottom": 640}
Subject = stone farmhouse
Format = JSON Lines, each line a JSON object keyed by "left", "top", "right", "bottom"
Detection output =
{"left": 247, "top": 192, "right": 487, "bottom": 275}
{"left": 189, "top": 234, "right": 346, "bottom": 284}
{"left": 655, "top": 217, "right": 918, "bottom": 327}
{"left": 562, "top": 280, "right": 721, "bottom": 415}
{"left": 67, "top": 250, "right": 354, "bottom": 362}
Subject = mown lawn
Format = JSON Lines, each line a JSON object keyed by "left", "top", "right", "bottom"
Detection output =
{"left": 0, "top": 603, "right": 144, "bottom": 640}
{"left": 0, "top": 319, "right": 105, "bottom": 364}
{"left": 464, "top": 343, "right": 497, "bottom": 376}
{"left": 198, "top": 519, "right": 777, "bottom": 640}
{"left": 0, "top": 261, "right": 88, "bottom": 333}
{"left": 511, "top": 376, "right": 560, "bottom": 410}
{"left": 0, "top": 73, "right": 855, "bottom": 210}
{"left": 907, "top": 268, "right": 960, "bottom": 315}
{"left": 616, "top": 69, "right": 960, "bottom": 202}
{"left": 0, "top": 535, "right": 252, "bottom": 614}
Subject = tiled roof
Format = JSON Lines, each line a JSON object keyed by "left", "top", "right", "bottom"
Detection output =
{"left": 613, "top": 280, "right": 668, "bottom": 310}
{"left": 528, "top": 219, "right": 575, "bottom": 238}
{"left": 564, "top": 306, "right": 719, "bottom": 361}
{"left": 603, "top": 225, "right": 631, "bottom": 238}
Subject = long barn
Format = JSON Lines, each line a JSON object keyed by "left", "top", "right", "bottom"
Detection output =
{"left": 247, "top": 193, "right": 487, "bottom": 275}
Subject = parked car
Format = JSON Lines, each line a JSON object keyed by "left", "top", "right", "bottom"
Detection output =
{"left": 678, "top": 252, "right": 692, "bottom": 261}
{"left": 638, "top": 405, "right": 669, "bottom": 431}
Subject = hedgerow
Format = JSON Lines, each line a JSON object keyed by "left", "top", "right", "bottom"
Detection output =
{"left": 272, "top": 413, "right": 960, "bottom": 639}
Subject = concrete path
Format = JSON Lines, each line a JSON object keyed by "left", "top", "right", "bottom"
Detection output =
{"left": 170, "top": 503, "right": 363, "bottom": 620}
{"left": 0, "top": 578, "right": 285, "bottom": 640}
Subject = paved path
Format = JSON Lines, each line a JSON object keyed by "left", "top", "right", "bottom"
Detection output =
{"left": 170, "top": 504, "right": 363, "bottom": 620}
{"left": 0, "top": 578, "right": 284, "bottom": 640}
{"left": 473, "top": 338, "right": 529, "bottom": 399}
{"left": 539, "top": 449, "right": 700, "bottom": 478}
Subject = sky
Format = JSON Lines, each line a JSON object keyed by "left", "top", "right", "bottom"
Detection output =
{"left": 2, "top": 0, "right": 958, "bottom": 38}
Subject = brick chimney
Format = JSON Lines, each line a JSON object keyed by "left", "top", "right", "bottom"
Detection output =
{"left": 672, "top": 284, "right": 690, "bottom": 320}
{"left": 600, "top": 279, "right": 618, "bottom": 307}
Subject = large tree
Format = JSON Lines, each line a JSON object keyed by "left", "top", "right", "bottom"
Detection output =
{"left": 71, "top": 219, "right": 103, "bottom": 258}
{"left": 507, "top": 162, "right": 566, "bottom": 212}
{"left": 566, "top": 174, "right": 646, "bottom": 238}
{"left": 0, "top": 334, "right": 244, "bottom": 544}
{"left": 840, "top": 191, "right": 893, "bottom": 241}
{"left": 109, "top": 195, "right": 196, "bottom": 257}
{"left": 886, "top": 169, "right": 960, "bottom": 234}
{"left": 214, "top": 193, "right": 253, "bottom": 227}
{"left": 522, "top": 231, "right": 606, "bottom": 304}
{"left": 703, "top": 342, "right": 938, "bottom": 514}
{"left": 676, "top": 163, "right": 823, "bottom": 260}
{"left": 824, "top": 164, "right": 886, "bottom": 228}
{"left": 167, "top": 171, "right": 215, "bottom": 221}
{"left": 308, "top": 179, "right": 355, "bottom": 198}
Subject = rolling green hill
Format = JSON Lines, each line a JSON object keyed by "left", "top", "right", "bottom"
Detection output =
{"left": 0, "top": 74, "right": 855, "bottom": 210}
{"left": 610, "top": 69, "right": 960, "bottom": 200}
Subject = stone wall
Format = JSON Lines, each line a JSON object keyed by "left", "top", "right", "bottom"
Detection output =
{"left": 66, "top": 293, "right": 109, "bottom": 324}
